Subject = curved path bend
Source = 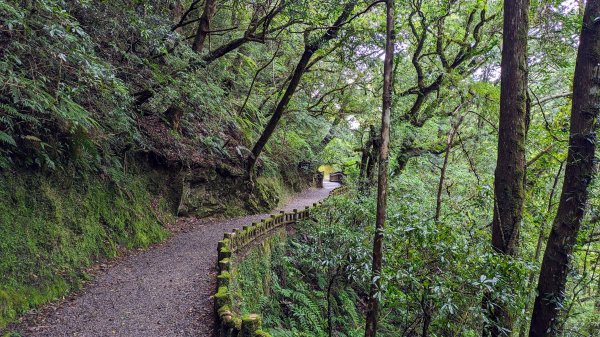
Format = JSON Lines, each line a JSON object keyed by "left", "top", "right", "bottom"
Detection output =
{"left": 11, "top": 182, "right": 339, "bottom": 337}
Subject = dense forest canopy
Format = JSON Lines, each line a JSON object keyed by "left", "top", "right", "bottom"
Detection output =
{"left": 0, "top": 0, "right": 599, "bottom": 336}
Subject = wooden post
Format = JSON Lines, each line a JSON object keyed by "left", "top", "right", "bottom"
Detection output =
{"left": 218, "top": 259, "right": 230, "bottom": 272}
{"left": 241, "top": 314, "right": 262, "bottom": 337}
{"left": 252, "top": 222, "right": 265, "bottom": 233}
{"left": 316, "top": 171, "right": 324, "bottom": 188}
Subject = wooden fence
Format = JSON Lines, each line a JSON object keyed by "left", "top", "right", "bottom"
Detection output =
{"left": 214, "top": 185, "right": 347, "bottom": 337}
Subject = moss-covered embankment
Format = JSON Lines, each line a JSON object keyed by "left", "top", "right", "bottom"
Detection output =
{"left": 0, "top": 158, "right": 312, "bottom": 330}
{"left": 0, "top": 168, "right": 170, "bottom": 328}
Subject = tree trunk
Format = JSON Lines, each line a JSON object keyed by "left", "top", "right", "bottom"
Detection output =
{"left": 364, "top": 1, "right": 394, "bottom": 336}
{"left": 529, "top": 3, "right": 600, "bottom": 335}
{"left": 393, "top": 137, "right": 416, "bottom": 176}
{"left": 192, "top": 0, "right": 217, "bottom": 53}
{"left": 202, "top": 36, "right": 253, "bottom": 65}
{"left": 246, "top": 1, "right": 357, "bottom": 173}
{"left": 483, "top": 0, "right": 530, "bottom": 335}
{"left": 359, "top": 132, "right": 373, "bottom": 182}
{"left": 172, "top": 0, "right": 183, "bottom": 34}
{"left": 366, "top": 130, "right": 380, "bottom": 185}
{"left": 595, "top": 274, "right": 600, "bottom": 312}
{"left": 320, "top": 114, "right": 344, "bottom": 150}
{"left": 518, "top": 162, "right": 563, "bottom": 337}
{"left": 359, "top": 126, "right": 378, "bottom": 192}
{"left": 200, "top": 3, "right": 287, "bottom": 65}
{"left": 246, "top": 48, "right": 314, "bottom": 172}
{"left": 421, "top": 305, "right": 432, "bottom": 337}
{"left": 435, "top": 115, "right": 464, "bottom": 223}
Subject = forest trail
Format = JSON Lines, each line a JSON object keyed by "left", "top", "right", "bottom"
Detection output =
{"left": 12, "top": 182, "right": 339, "bottom": 337}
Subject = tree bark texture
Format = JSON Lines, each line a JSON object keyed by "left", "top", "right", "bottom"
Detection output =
{"left": 192, "top": 0, "right": 217, "bottom": 53}
{"left": 518, "top": 162, "right": 563, "bottom": 337}
{"left": 359, "top": 130, "right": 374, "bottom": 182}
{"left": 366, "top": 131, "right": 381, "bottom": 185}
{"left": 364, "top": 1, "right": 394, "bottom": 336}
{"left": 484, "top": 0, "right": 530, "bottom": 335}
{"left": 172, "top": 0, "right": 183, "bottom": 34}
{"left": 529, "top": 2, "right": 600, "bottom": 335}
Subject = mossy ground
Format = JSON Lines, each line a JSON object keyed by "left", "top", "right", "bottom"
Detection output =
{"left": 0, "top": 170, "right": 172, "bottom": 329}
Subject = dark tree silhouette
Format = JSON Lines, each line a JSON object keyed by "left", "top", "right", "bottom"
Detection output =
{"left": 529, "top": 2, "right": 600, "bottom": 335}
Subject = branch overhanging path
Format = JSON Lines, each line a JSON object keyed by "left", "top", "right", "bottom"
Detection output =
{"left": 9, "top": 182, "right": 340, "bottom": 337}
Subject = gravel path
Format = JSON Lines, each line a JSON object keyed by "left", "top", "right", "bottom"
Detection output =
{"left": 11, "top": 182, "right": 339, "bottom": 337}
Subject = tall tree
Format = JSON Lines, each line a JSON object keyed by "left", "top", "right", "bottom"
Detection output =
{"left": 191, "top": 0, "right": 217, "bottom": 53}
{"left": 364, "top": 0, "right": 394, "bottom": 336}
{"left": 391, "top": 1, "right": 496, "bottom": 176}
{"left": 483, "top": 0, "right": 530, "bottom": 335}
{"left": 529, "top": 2, "right": 600, "bottom": 335}
{"left": 246, "top": 1, "right": 358, "bottom": 173}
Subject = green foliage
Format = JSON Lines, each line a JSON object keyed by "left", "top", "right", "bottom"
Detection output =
{"left": 231, "top": 230, "right": 285, "bottom": 321}
{"left": 234, "top": 196, "right": 371, "bottom": 337}
{"left": 0, "top": 0, "right": 597, "bottom": 334}
{"left": 0, "top": 170, "right": 170, "bottom": 327}
{"left": 0, "top": 0, "right": 328, "bottom": 193}
{"left": 0, "top": 0, "right": 136, "bottom": 170}
{"left": 321, "top": 137, "right": 359, "bottom": 174}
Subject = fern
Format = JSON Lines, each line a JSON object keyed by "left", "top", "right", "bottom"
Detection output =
{"left": 0, "top": 131, "right": 16, "bottom": 147}
{"left": 337, "top": 291, "right": 360, "bottom": 325}
{"left": 287, "top": 289, "right": 326, "bottom": 336}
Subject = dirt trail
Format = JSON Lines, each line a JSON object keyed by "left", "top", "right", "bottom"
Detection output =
{"left": 11, "top": 182, "right": 339, "bottom": 337}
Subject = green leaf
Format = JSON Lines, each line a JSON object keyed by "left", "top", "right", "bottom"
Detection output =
{"left": 0, "top": 131, "right": 16, "bottom": 146}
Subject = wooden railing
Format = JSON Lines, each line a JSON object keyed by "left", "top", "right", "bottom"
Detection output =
{"left": 328, "top": 184, "right": 349, "bottom": 196}
{"left": 214, "top": 185, "right": 347, "bottom": 337}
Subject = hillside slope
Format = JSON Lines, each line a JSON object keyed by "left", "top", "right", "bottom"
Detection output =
{"left": 0, "top": 1, "right": 317, "bottom": 328}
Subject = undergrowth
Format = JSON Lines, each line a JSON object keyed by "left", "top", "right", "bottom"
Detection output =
{"left": 232, "top": 195, "right": 371, "bottom": 337}
{"left": 0, "top": 169, "right": 171, "bottom": 328}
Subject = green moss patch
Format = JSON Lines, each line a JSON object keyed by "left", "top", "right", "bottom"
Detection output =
{"left": 0, "top": 171, "right": 170, "bottom": 328}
